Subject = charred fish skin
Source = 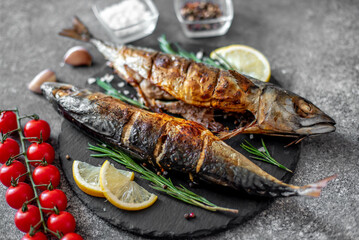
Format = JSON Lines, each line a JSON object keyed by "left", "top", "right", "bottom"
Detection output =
{"left": 59, "top": 17, "right": 336, "bottom": 139}
{"left": 41, "top": 82, "right": 335, "bottom": 198}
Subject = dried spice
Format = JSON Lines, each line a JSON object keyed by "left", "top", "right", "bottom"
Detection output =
{"left": 180, "top": 1, "right": 223, "bottom": 31}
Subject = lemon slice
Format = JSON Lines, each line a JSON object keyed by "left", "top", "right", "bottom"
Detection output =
{"left": 210, "top": 45, "right": 271, "bottom": 82}
{"left": 72, "top": 160, "right": 134, "bottom": 198}
{"left": 99, "top": 160, "right": 157, "bottom": 211}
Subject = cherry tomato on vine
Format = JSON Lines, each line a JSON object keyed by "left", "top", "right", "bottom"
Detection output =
{"left": 24, "top": 119, "right": 50, "bottom": 142}
{"left": 6, "top": 182, "right": 34, "bottom": 209}
{"left": 0, "top": 159, "right": 27, "bottom": 187}
{"left": 0, "top": 111, "right": 17, "bottom": 134}
{"left": 32, "top": 164, "right": 60, "bottom": 190}
{"left": 39, "top": 189, "right": 67, "bottom": 214}
{"left": 61, "top": 233, "right": 83, "bottom": 240}
{"left": 21, "top": 231, "right": 47, "bottom": 240}
{"left": 14, "top": 205, "right": 41, "bottom": 233}
{"left": 27, "top": 142, "right": 55, "bottom": 166}
{"left": 47, "top": 211, "right": 76, "bottom": 236}
{"left": 0, "top": 138, "right": 20, "bottom": 164}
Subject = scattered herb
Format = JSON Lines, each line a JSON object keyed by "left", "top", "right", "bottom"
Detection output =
{"left": 88, "top": 143, "right": 238, "bottom": 214}
{"left": 95, "top": 78, "right": 147, "bottom": 109}
{"left": 158, "top": 35, "right": 234, "bottom": 70}
{"left": 240, "top": 139, "right": 293, "bottom": 173}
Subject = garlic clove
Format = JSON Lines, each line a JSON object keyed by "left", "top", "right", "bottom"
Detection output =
{"left": 64, "top": 46, "right": 92, "bottom": 66}
{"left": 28, "top": 69, "right": 56, "bottom": 94}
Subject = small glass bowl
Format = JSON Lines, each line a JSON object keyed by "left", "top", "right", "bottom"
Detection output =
{"left": 174, "top": 0, "right": 233, "bottom": 38}
{"left": 93, "top": 0, "right": 159, "bottom": 44}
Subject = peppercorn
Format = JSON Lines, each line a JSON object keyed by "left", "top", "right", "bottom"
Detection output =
{"left": 180, "top": 1, "right": 223, "bottom": 31}
{"left": 184, "top": 212, "right": 196, "bottom": 220}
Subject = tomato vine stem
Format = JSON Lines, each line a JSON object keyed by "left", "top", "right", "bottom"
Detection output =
{"left": 13, "top": 108, "right": 48, "bottom": 233}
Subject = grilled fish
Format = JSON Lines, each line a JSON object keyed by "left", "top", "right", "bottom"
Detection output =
{"left": 59, "top": 17, "right": 336, "bottom": 141}
{"left": 41, "top": 82, "right": 335, "bottom": 197}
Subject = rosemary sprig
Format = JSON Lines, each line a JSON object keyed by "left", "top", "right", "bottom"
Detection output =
{"left": 96, "top": 78, "right": 148, "bottom": 109}
{"left": 158, "top": 35, "right": 234, "bottom": 70}
{"left": 88, "top": 143, "right": 238, "bottom": 214}
{"left": 240, "top": 139, "right": 293, "bottom": 173}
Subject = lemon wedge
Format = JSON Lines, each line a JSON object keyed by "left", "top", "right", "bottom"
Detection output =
{"left": 210, "top": 44, "right": 271, "bottom": 82}
{"left": 72, "top": 160, "right": 134, "bottom": 198}
{"left": 99, "top": 160, "right": 157, "bottom": 211}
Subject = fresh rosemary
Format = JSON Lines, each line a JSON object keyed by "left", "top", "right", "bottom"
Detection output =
{"left": 240, "top": 139, "right": 293, "bottom": 173}
{"left": 95, "top": 78, "right": 147, "bottom": 109}
{"left": 158, "top": 35, "right": 234, "bottom": 70}
{"left": 88, "top": 143, "right": 238, "bottom": 214}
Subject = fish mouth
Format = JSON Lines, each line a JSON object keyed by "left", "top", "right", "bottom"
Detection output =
{"left": 295, "top": 123, "right": 336, "bottom": 135}
{"left": 41, "top": 82, "right": 75, "bottom": 101}
{"left": 295, "top": 114, "right": 336, "bottom": 135}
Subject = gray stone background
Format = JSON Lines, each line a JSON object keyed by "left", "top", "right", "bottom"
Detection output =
{"left": 0, "top": 0, "right": 358, "bottom": 239}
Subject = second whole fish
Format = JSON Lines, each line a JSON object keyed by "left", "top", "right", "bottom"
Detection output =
{"left": 41, "top": 82, "right": 335, "bottom": 198}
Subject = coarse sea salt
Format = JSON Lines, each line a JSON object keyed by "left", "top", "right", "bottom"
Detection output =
{"left": 100, "top": 0, "right": 151, "bottom": 33}
{"left": 87, "top": 78, "right": 96, "bottom": 85}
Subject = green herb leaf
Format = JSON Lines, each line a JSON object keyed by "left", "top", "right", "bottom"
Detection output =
{"left": 240, "top": 139, "right": 293, "bottom": 173}
{"left": 95, "top": 78, "right": 148, "bottom": 109}
{"left": 88, "top": 143, "right": 238, "bottom": 214}
{"left": 158, "top": 35, "right": 233, "bottom": 70}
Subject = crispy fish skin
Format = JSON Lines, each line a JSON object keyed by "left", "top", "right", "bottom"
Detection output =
{"left": 42, "top": 82, "right": 335, "bottom": 198}
{"left": 59, "top": 17, "right": 336, "bottom": 140}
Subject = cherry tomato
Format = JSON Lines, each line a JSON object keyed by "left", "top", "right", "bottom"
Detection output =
{"left": 24, "top": 119, "right": 50, "bottom": 142}
{"left": 27, "top": 142, "right": 55, "bottom": 166}
{"left": 0, "top": 159, "right": 27, "bottom": 187}
{"left": 6, "top": 182, "right": 34, "bottom": 209}
{"left": 39, "top": 189, "right": 67, "bottom": 214}
{"left": 47, "top": 211, "right": 76, "bottom": 235}
{"left": 61, "top": 233, "right": 83, "bottom": 240}
{"left": 14, "top": 205, "right": 41, "bottom": 233}
{"left": 0, "top": 111, "right": 17, "bottom": 134}
{"left": 0, "top": 138, "right": 20, "bottom": 164}
{"left": 32, "top": 164, "right": 60, "bottom": 190}
{"left": 21, "top": 231, "right": 47, "bottom": 240}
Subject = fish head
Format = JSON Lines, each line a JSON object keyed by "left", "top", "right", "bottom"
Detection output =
{"left": 41, "top": 82, "right": 77, "bottom": 102}
{"left": 251, "top": 85, "right": 336, "bottom": 137}
{"left": 41, "top": 82, "right": 96, "bottom": 112}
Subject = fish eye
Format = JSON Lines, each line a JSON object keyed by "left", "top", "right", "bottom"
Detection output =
{"left": 294, "top": 99, "right": 312, "bottom": 117}
{"left": 298, "top": 100, "right": 312, "bottom": 113}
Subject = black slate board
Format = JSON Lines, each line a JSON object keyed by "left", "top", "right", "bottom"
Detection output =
{"left": 58, "top": 65, "right": 301, "bottom": 238}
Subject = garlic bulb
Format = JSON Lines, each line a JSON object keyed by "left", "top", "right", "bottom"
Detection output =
{"left": 64, "top": 46, "right": 92, "bottom": 66}
{"left": 28, "top": 69, "right": 56, "bottom": 94}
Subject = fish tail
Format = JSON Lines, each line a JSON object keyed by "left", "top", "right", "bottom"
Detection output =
{"left": 297, "top": 174, "right": 337, "bottom": 197}
{"left": 59, "top": 16, "right": 92, "bottom": 42}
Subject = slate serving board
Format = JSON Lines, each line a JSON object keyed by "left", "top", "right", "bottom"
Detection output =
{"left": 57, "top": 65, "right": 301, "bottom": 238}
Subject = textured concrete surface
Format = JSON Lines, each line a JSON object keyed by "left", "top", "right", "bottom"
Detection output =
{"left": 0, "top": 0, "right": 358, "bottom": 239}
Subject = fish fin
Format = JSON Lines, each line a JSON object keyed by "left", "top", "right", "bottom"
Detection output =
{"left": 217, "top": 120, "right": 257, "bottom": 140}
{"left": 298, "top": 174, "right": 337, "bottom": 197}
{"left": 217, "top": 128, "right": 243, "bottom": 140}
{"left": 59, "top": 16, "right": 92, "bottom": 42}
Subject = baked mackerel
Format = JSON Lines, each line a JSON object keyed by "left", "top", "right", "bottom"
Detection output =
{"left": 41, "top": 82, "right": 335, "bottom": 197}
